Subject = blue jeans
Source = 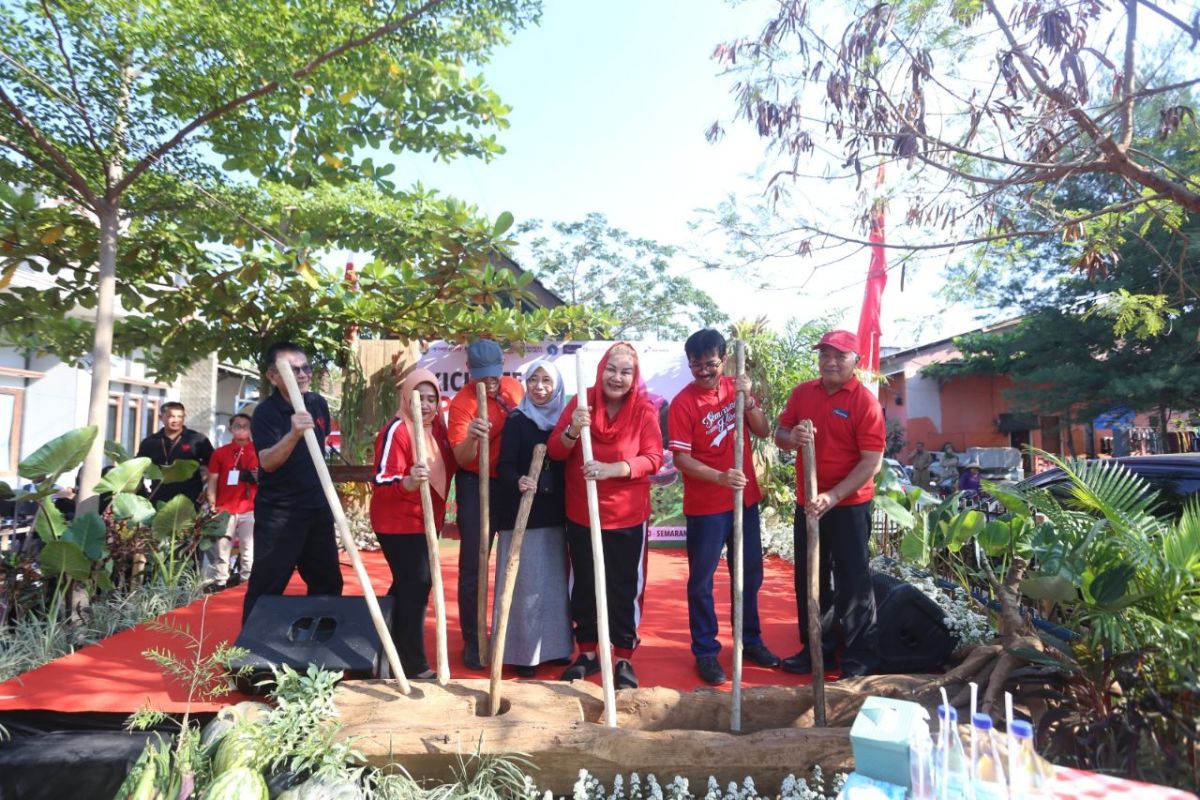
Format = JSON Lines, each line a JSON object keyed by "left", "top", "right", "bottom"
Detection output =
{"left": 685, "top": 503, "right": 766, "bottom": 658}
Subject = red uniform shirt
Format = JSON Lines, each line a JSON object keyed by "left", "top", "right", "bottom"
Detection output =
{"left": 370, "top": 416, "right": 456, "bottom": 535}
{"left": 446, "top": 376, "right": 524, "bottom": 477}
{"left": 207, "top": 441, "right": 258, "bottom": 514}
{"left": 667, "top": 376, "right": 763, "bottom": 515}
{"left": 777, "top": 376, "right": 886, "bottom": 507}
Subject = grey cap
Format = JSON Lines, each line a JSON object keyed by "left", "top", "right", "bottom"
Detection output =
{"left": 466, "top": 340, "right": 503, "bottom": 379}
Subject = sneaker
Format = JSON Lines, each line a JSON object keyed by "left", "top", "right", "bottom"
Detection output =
{"left": 742, "top": 642, "right": 781, "bottom": 668}
{"left": 514, "top": 665, "right": 536, "bottom": 678}
{"left": 696, "top": 656, "right": 726, "bottom": 686}
{"left": 615, "top": 659, "right": 638, "bottom": 690}
{"left": 463, "top": 641, "right": 484, "bottom": 671}
{"left": 781, "top": 648, "right": 838, "bottom": 675}
{"left": 559, "top": 654, "right": 600, "bottom": 681}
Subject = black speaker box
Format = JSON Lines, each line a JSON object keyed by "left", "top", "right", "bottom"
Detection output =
{"left": 230, "top": 595, "right": 394, "bottom": 694}
{"left": 871, "top": 572, "right": 958, "bottom": 674}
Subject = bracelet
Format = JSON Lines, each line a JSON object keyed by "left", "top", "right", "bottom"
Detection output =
{"left": 564, "top": 428, "right": 579, "bottom": 441}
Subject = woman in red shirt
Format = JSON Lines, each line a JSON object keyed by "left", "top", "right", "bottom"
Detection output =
{"left": 370, "top": 368, "right": 455, "bottom": 680}
{"left": 548, "top": 343, "right": 663, "bottom": 689}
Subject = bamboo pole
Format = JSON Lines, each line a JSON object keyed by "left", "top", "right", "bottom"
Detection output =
{"left": 409, "top": 389, "right": 451, "bottom": 685}
{"left": 476, "top": 381, "right": 491, "bottom": 667}
{"left": 799, "top": 419, "right": 826, "bottom": 726}
{"left": 576, "top": 355, "right": 617, "bottom": 728}
{"left": 274, "top": 357, "right": 409, "bottom": 694}
{"left": 731, "top": 341, "right": 746, "bottom": 733}
{"left": 488, "top": 444, "right": 547, "bottom": 716}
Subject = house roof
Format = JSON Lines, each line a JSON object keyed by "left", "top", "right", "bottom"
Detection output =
{"left": 490, "top": 251, "right": 566, "bottom": 310}
{"left": 880, "top": 316, "right": 1024, "bottom": 369}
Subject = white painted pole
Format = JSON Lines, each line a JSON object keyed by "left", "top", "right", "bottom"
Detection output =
{"left": 731, "top": 341, "right": 746, "bottom": 732}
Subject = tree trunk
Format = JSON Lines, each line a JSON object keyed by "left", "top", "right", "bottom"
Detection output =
{"left": 76, "top": 201, "right": 120, "bottom": 509}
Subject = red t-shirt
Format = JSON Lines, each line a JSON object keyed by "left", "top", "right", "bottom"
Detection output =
{"left": 667, "top": 377, "right": 763, "bottom": 516}
{"left": 370, "top": 416, "right": 456, "bottom": 535}
{"left": 207, "top": 441, "right": 258, "bottom": 514}
{"left": 547, "top": 396, "right": 664, "bottom": 530}
{"left": 446, "top": 376, "right": 524, "bottom": 476}
{"left": 777, "top": 376, "right": 886, "bottom": 506}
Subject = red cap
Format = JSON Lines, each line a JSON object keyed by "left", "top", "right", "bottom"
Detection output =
{"left": 813, "top": 330, "right": 860, "bottom": 355}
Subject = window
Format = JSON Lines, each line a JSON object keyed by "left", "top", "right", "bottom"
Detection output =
{"left": 107, "top": 393, "right": 162, "bottom": 459}
{"left": 0, "top": 388, "right": 22, "bottom": 474}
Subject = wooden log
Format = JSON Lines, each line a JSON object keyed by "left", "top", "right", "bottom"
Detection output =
{"left": 576, "top": 355, "right": 617, "bottom": 728}
{"left": 274, "top": 357, "right": 408, "bottom": 694}
{"left": 410, "top": 389, "right": 450, "bottom": 685}
{"left": 488, "top": 444, "right": 547, "bottom": 716}
{"left": 731, "top": 341, "right": 746, "bottom": 733}
{"left": 476, "top": 381, "right": 491, "bottom": 667}
{"left": 799, "top": 419, "right": 826, "bottom": 726}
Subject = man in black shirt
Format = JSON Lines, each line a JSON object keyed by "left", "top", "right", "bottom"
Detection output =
{"left": 136, "top": 401, "right": 214, "bottom": 509}
{"left": 241, "top": 341, "right": 344, "bottom": 623}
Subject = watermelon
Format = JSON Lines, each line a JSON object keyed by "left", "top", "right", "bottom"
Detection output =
{"left": 277, "top": 774, "right": 365, "bottom": 800}
{"left": 202, "top": 766, "right": 268, "bottom": 800}
{"left": 202, "top": 700, "right": 272, "bottom": 751}
{"left": 210, "top": 728, "right": 258, "bottom": 776}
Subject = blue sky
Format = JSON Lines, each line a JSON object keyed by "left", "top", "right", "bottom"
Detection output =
{"left": 359, "top": 0, "right": 982, "bottom": 347}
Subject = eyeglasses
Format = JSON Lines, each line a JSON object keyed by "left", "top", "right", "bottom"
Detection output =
{"left": 272, "top": 363, "right": 313, "bottom": 375}
{"left": 688, "top": 360, "right": 723, "bottom": 372}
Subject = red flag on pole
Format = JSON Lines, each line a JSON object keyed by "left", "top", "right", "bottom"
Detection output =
{"left": 856, "top": 173, "right": 887, "bottom": 374}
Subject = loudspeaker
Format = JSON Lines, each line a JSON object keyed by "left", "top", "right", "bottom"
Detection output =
{"left": 871, "top": 572, "right": 958, "bottom": 674}
{"left": 230, "top": 595, "right": 394, "bottom": 694}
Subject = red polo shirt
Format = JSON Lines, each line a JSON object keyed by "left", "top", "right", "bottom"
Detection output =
{"left": 667, "top": 377, "right": 763, "bottom": 516}
{"left": 207, "top": 441, "right": 258, "bottom": 514}
{"left": 777, "top": 376, "right": 885, "bottom": 506}
{"left": 447, "top": 376, "right": 524, "bottom": 477}
{"left": 370, "top": 416, "right": 456, "bottom": 534}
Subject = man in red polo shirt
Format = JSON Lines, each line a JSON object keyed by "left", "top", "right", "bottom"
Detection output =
{"left": 447, "top": 339, "right": 524, "bottom": 670}
{"left": 775, "top": 330, "right": 885, "bottom": 678}
{"left": 204, "top": 413, "right": 258, "bottom": 590}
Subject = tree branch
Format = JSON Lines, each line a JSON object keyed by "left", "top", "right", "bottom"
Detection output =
{"left": 1134, "top": 0, "right": 1200, "bottom": 45}
{"left": 0, "top": 86, "right": 97, "bottom": 206}
{"left": 117, "top": 0, "right": 449, "bottom": 195}
{"left": 1120, "top": 0, "right": 1137, "bottom": 148}
{"left": 39, "top": 0, "right": 104, "bottom": 159}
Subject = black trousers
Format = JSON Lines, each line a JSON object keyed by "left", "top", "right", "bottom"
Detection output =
{"left": 377, "top": 533, "right": 432, "bottom": 676}
{"left": 791, "top": 501, "right": 878, "bottom": 667}
{"left": 565, "top": 520, "right": 648, "bottom": 659}
{"left": 241, "top": 501, "right": 343, "bottom": 623}
{"left": 455, "top": 471, "right": 496, "bottom": 643}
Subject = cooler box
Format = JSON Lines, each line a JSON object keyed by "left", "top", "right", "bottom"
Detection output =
{"left": 849, "top": 696, "right": 927, "bottom": 789}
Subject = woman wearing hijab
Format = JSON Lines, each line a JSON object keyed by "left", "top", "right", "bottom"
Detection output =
{"left": 547, "top": 343, "right": 664, "bottom": 689}
{"left": 370, "top": 368, "right": 455, "bottom": 680}
{"left": 491, "top": 359, "right": 573, "bottom": 677}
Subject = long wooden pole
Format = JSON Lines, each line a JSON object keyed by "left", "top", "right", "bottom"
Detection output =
{"left": 476, "top": 382, "right": 491, "bottom": 667}
{"left": 489, "top": 444, "right": 547, "bottom": 716}
{"left": 274, "top": 357, "right": 409, "bottom": 694}
{"left": 799, "top": 419, "right": 826, "bottom": 726}
{"left": 576, "top": 355, "right": 617, "bottom": 727}
{"left": 731, "top": 341, "right": 746, "bottom": 733}
{"left": 410, "top": 390, "right": 451, "bottom": 685}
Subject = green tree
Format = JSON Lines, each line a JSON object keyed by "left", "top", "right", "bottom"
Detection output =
{"left": 0, "top": 0, "right": 587, "bottom": 503}
{"left": 516, "top": 213, "right": 728, "bottom": 339}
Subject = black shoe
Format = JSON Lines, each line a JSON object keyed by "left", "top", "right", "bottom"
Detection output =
{"left": 202, "top": 582, "right": 225, "bottom": 594}
{"left": 781, "top": 648, "right": 838, "bottom": 675}
{"left": 615, "top": 659, "right": 638, "bottom": 690}
{"left": 839, "top": 660, "right": 872, "bottom": 678}
{"left": 514, "top": 665, "right": 536, "bottom": 678}
{"left": 696, "top": 656, "right": 726, "bottom": 686}
{"left": 547, "top": 657, "right": 573, "bottom": 666}
{"left": 463, "top": 641, "right": 484, "bottom": 671}
{"left": 560, "top": 654, "right": 600, "bottom": 681}
{"left": 743, "top": 642, "right": 781, "bottom": 668}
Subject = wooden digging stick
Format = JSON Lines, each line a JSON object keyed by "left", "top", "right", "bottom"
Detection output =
{"left": 799, "top": 419, "right": 826, "bottom": 726}
{"left": 410, "top": 389, "right": 451, "bottom": 685}
{"left": 488, "top": 444, "right": 548, "bottom": 716}
{"left": 274, "top": 357, "right": 409, "bottom": 694}
{"left": 576, "top": 355, "right": 617, "bottom": 728}
{"left": 731, "top": 341, "right": 746, "bottom": 733}
{"left": 476, "top": 381, "right": 491, "bottom": 667}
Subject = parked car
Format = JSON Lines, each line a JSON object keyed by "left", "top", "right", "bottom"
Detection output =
{"left": 1020, "top": 454, "right": 1200, "bottom": 519}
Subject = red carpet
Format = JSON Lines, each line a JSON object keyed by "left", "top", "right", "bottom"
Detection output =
{"left": 0, "top": 546, "right": 816, "bottom": 715}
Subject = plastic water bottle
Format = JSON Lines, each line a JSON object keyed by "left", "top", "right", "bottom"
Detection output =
{"left": 933, "top": 705, "right": 971, "bottom": 800}
{"left": 909, "top": 724, "right": 935, "bottom": 799}
{"left": 970, "top": 713, "right": 1007, "bottom": 800}
{"left": 1009, "top": 720, "right": 1050, "bottom": 795}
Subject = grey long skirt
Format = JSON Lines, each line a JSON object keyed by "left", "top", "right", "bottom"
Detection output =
{"left": 491, "top": 525, "right": 574, "bottom": 666}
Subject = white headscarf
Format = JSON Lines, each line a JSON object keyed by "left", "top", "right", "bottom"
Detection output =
{"left": 515, "top": 359, "right": 565, "bottom": 431}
